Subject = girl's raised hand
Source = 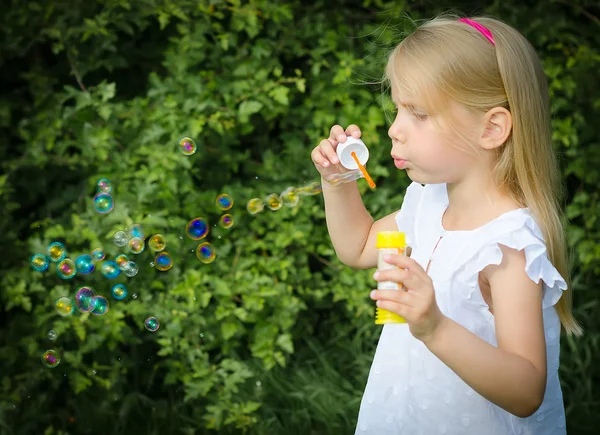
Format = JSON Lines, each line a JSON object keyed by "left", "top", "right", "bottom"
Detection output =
{"left": 371, "top": 254, "right": 447, "bottom": 343}
{"left": 311, "top": 124, "right": 362, "bottom": 180}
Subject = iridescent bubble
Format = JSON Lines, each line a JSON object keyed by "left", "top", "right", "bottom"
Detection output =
{"left": 96, "top": 178, "right": 112, "bottom": 194}
{"left": 123, "top": 261, "right": 139, "bottom": 277}
{"left": 154, "top": 252, "right": 173, "bottom": 271}
{"left": 246, "top": 198, "right": 264, "bottom": 215}
{"left": 132, "top": 293, "right": 138, "bottom": 299}
{"left": 216, "top": 194, "right": 234, "bottom": 211}
{"left": 55, "top": 297, "right": 74, "bottom": 316}
{"left": 75, "top": 254, "right": 95, "bottom": 275}
{"left": 41, "top": 349, "right": 60, "bottom": 368}
{"left": 144, "top": 317, "right": 160, "bottom": 332}
{"left": 48, "top": 330, "right": 58, "bottom": 341}
{"left": 100, "top": 261, "right": 120, "bottom": 279}
{"left": 219, "top": 214, "right": 234, "bottom": 229}
{"left": 148, "top": 234, "right": 166, "bottom": 252}
{"left": 281, "top": 187, "right": 299, "bottom": 207}
{"left": 186, "top": 218, "right": 208, "bottom": 240}
{"left": 128, "top": 237, "right": 145, "bottom": 254}
{"left": 179, "top": 137, "right": 197, "bottom": 156}
{"left": 74, "top": 286, "right": 97, "bottom": 313}
{"left": 196, "top": 242, "right": 216, "bottom": 264}
{"left": 91, "top": 296, "right": 109, "bottom": 316}
{"left": 91, "top": 248, "right": 105, "bottom": 261}
{"left": 115, "top": 254, "right": 129, "bottom": 270}
{"left": 113, "top": 230, "right": 129, "bottom": 247}
{"left": 111, "top": 284, "right": 128, "bottom": 300}
{"left": 129, "top": 224, "right": 144, "bottom": 240}
{"left": 297, "top": 181, "right": 322, "bottom": 196}
{"left": 48, "top": 242, "right": 67, "bottom": 262}
{"left": 265, "top": 193, "right": 282, "bottom": 211}
{"left": 93, "top": 193, "right": 114, "bottom": 214}
{"left": 57, "top": 258, "right": 76, "bottom": 279}
{"left": 31, "top": 254, "right": 49, "bottom": 272}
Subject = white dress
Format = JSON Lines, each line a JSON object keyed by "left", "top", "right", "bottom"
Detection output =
{"left": 355, "top": 182, "right": 567, "bottom": 435}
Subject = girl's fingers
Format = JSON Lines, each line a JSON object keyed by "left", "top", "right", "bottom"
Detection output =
{"left": 329, "top": 124, "right": 347, "bottom": 144}
{"left": 345, "top": 124, "right": 362, "bottom": 138}
{"left": 370, "top": 288, "right": 416, "bottom": 308}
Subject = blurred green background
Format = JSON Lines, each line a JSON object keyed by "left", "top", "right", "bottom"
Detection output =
{"left": 0, "top": 0, "right": 598, "bottom": 434}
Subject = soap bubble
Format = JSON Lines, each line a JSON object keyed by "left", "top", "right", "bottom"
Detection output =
{"left": 196, "top": 242, "right": 216, "bottom": 264}
{"left": 91, "top": 248, "right": 105, "bottom": 261}
{"left": 216, "top": 194, "right": 233, "bottom": 211}
{"left": 111, "top": 284, "right": 128, "bottom": 300}
{"left": 41, "top": 349, "right": 60, "bottom": 368}
{"left": 31, "top": 254, "right": 49, "bottom": 272}
{"left": 48, "top": 330, "right": 58, "bottom": 341}
{"left": 144, "top": 317, "right": 160, "bottom": 332}
{"left": 265, "top": 193, "right": 282, "bottom": 211}
{"left": 48, "top": 242, "right": 67, "bottom": 262}
{"left": 129, "top": 224, "right": 144, "bottom": 240}
{"left": 281, "top": 187, "right": 299, "bottom": 207}
{"left": 55, "top": 297, "right": 74, "bottom": 316}
{"left": 74, "top": 286, "right": 97, "bottom": 313}
{"left": 115, "top": 254, "right": 129, "bottom": 270}
{"left": 93, "top": 193, "right": 114, "bottom": 214}
{"left": 219, "top": 214, "right": 234, "bottom": 229}
{"left": 246, "top": 198, "right": 264, "bottom": 215}
{"left": 75, "top": 254, "right": 95, "bottom": 275}
{"left": 56, "top": 258, "right": 76, "bottom": 280}
{"left": 100, "top": 261, "right": 120, "bottom": 279}
{"left": 123, "top": 261, "right": 139, "bottom": 277}
{"left": 91, "top": 296, "right": 109, "bottom": 316}
{"left": 179, "top": 137, "right": 197, "bottom": 156}
{"left": 128, "top": 237, "right": 145, "bottom": 254}
{"left": 148, "top": 234, "right": 166, "bottom": 252}
{"left": 96, "top": 178, "right": 112, "bottom": 194}
{"left": 296, "top": 181, "right": 322, "bottom": 196}
{"left": 154, "top": 252, "right": 173, "bottom": 271}
{"left": 186, "top": 218, "right": 208, "bottom": 240}
{"left": 113, "top": 230, "right": 129, "bottom": 247}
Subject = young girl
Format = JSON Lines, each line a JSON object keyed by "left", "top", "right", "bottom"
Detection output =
{"left": 311, "top": 14, "right": 582, "bottom": 435}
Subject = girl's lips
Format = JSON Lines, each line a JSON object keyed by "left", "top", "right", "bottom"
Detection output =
{"left": 394, "top": 158, "right": 408, "bottom": 169}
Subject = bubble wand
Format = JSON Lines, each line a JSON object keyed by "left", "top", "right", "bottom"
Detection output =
{"left": 351, "top": 151, "right": 376, "bottom": 189}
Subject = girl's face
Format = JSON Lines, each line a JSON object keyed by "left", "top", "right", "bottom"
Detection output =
{"left": 388, "top": 87, "right": 484, "bottom": 185}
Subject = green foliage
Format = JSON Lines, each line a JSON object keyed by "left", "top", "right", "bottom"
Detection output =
{"left": 0, "top": 0, "right": 599, "bottom": 434}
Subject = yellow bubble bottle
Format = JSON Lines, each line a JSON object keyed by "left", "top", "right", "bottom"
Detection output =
{"left": 375, "top": 231, "right": 407, "bottom": 324}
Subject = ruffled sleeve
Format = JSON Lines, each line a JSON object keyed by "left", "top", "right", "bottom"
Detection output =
{"left": 394, "top": 182, "right": 424, "bottom": 249}
{"left": 454, "top": 210, "right": 567, "bottom": 309}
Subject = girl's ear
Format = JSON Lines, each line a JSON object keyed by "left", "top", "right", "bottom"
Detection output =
{"left": 481, "top": 107, "right": 512, "bottom": 150}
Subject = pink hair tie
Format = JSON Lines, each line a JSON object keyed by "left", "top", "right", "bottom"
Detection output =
{"left": 458, "top": 18, "right": 495, "bottom": 46}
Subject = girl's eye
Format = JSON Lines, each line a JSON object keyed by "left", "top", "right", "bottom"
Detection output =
{"left": 412, "top": 111, "right": 428, "bottom": 121}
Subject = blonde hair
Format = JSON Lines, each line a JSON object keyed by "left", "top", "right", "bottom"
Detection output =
{"left": 384, "top": 13, "right": 582, "bottom": 336}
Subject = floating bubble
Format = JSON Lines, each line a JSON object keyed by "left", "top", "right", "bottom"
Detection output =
{"left": 246, "top": 198, "right": 264, "bottom": 215}
{"left": 55, "top": 297, "right": 74, "bottom": 316}
{"left": 41, "top": 349, "right": 60, "bottom": 368}
{"left": 48, "top": 330, "right": 58, "bottom": 341}
{"left": 31, "top": 254, "right": 49, "bottom": 272}
{"left": 75, "top": 254, "right": 95, "bottom": 275}
{"left": 129, "top": 224, "right": 144, "bottom": 240}
{"left": 219, "top": 214, "right": 234, "bottom": 229}
{"left": 111, "top": 284, "right": 128, "bottom": 300}
{"left": 324, "top": 170, "right": 363, "bottom": 187}
{"left": 48, "top": 242, "right": 67, "bottom": 262}
{"left": 91, "top": 296, "right": 109, "bottom": 316}
{"left": 281, "top": 187, "right": 300, "bottom": 207}
{"left": 196, "top": 242, "right": 216, "bottom": 264}
{"left": 97, "top": 178, "right": 112, "bottom": 194}
{"left": 128, "top": 237, "right": 145, "bottom": 254}
{"left": 74, "top": 286, "right": 96, "bottom": 313}
{"left": 144, "top": 317, "right": 160, "bottom": 332}
{"left": 148, "top": 234, "right": 166, "bottom": 252}
{"left": 115, "top": 254, "right": 129, "bottom": 270}
{"left": 93, "top": 193, "right": 114, "bottom": 214}
{"left": 265, "top": 193, "right": 282, "bottom": 211}
{"left": 296, "top": 181, "right": 323, "bottom": 196}
{"left": 123, "top": 261, "right": 139, "bottom": 277}
{"left": 186, "top": 218, "right": 208, "bottom": 240}
{"left": 216, "top": 194, "right": 234, "bottom": 211}
{"left": 57, "top": 258, "right": 76, "bottom": 279}
{"left": 113, "top": 230, "right": 129, "bottom": 247}
{"left": 132, "top": 293, "right": 138, "bottom": 299}
{"left": 179, "top": 137, "right": 197, "bottom": 156}
{"left": 91, "top": 248, "right": 105, "bottom": 261}
{"left": 100, "top": 261, "right": 120, "bottom": 279}
{"left": 154, "top": 252, "right": 173, "bottom": 271}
